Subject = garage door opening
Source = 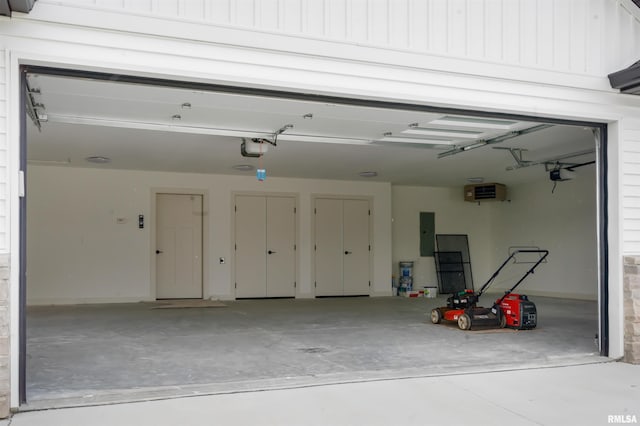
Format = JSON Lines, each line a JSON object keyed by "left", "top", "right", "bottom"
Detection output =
{"left": 19, "top": 66, "right": 607, "bottom": 408}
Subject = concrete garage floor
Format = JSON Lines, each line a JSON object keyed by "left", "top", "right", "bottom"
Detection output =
{"left": 25, "top": 295, "right": 601, "bottom": 409}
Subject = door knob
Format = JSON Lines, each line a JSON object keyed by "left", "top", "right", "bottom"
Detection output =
{"left": 156, "top": 250, "right": 163, "bottom": 254}
{"left": 268, "top": 250, "right": 277, "bottom": 254}
{"left": 344, "top": 251, "right": 352, "bottom": 255}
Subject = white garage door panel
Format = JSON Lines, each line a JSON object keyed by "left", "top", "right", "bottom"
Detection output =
{"left": 235, "top": 195, "right": 267, "bottom": 298}
{"left": 315, "top": 198, "right": 344, "bottom": 296}
{"left": 343, "top": 199, "right": 370, "bottom": 295}
{"left": 266, "top": 197, "right": 296, "bottom": 297}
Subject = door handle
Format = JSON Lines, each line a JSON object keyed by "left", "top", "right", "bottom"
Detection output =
{"left": 268, "top": 250, "right": 277, "bottom": 254}
{"left": 344, "top": 251, "right": 352, "bottom": 255}
{"left": 156, "top": 250, "right": 163, "bottom": 254}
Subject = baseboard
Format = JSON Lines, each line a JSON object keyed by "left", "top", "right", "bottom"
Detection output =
{"left": 371, "top": 291, "right": 395, "bottom": 297}
{"left": 295, "top": 293, "right": 315, "bottom": 299}
{"left": 27, "top": 297, "right": 154, "bottom": 306}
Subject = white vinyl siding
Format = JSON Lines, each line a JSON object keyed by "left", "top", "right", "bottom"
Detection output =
{"left": 31, "top": 0, "right": 640, "bottom": 77}
{"left": 0, "top": 50, "right": 7, "bottom": 253}
{"left": 623, "top": 122, "right": 640, "bottom": 254}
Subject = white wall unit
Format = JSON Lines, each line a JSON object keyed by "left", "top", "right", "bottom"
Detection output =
{"left": 26, "top": 165, "right": 391, "bottom": 304}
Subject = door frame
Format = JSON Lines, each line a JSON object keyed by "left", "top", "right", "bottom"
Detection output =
{"left": 14, "top": 64, "right": 613, "bottom": 408}
{"left": 231, "top": 191, "right": 299, "bottom": 299}
{"left": 311, "top": 194, "right": 373, "bottom": 297}
{"left": 151, "top": 188, "right": 209, "bottom": 300}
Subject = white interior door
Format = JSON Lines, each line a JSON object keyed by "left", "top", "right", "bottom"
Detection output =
{"left": 343, "top": 199, "right": 370, "bottom": 295}
{"left": 266, "top": 197, "right": 296, "bottom": 297}
{"left": 234, "top": 195, "right": 267, "bottom": 298}
{"left": 156, "top": 193, "right": 203, "bottom": 299}
{"left": 314, "top": 198, "right": 344, "bottom": 296}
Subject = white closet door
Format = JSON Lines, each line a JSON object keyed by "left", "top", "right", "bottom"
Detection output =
{"left": 156, "top": 193, "right": 203, "bottom": 299}
{"left": 266, "top": 197, "right": 296, "bottom": 297}
{"left": 314, "top": 198, "right": 343, "bottom": 296}
{"left": 234, "top": 195, "right": 267, "bottom": 298}
{"left": 342, "top": 199, "right": 370, "bottom": 295}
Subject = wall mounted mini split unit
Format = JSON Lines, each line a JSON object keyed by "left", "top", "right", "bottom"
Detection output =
{"left": 464, "top": 183, "right": 507, "bottom": 202}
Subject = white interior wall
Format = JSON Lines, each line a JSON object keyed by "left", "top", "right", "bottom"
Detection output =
{"left": 391, "top": 186, "right": 495, "bottom": 291}
{"left": 489, "top": 167, "right": 598, "bottom": 300}
{"left": 26, "top": 165, "right": 392, "bottom": 304}
{"left": 391, "top": 165, "right": 598, "bottom": 300}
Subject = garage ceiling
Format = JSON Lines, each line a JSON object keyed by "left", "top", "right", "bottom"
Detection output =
{"left": 26, "top": 72, "right": 597, "bottom": 187}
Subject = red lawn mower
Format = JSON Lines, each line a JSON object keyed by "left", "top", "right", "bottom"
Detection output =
{"left": 430, "top": 248, "right": 548, "bottom": 330}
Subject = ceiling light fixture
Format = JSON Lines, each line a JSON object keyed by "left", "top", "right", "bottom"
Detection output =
{"left": 466, "top": 177, "right": 484, "bottom": 183}
{"left": 359, "top": 171, "right": 378, "bottom": 178}
{"left": 181, "top": 102, "right": 192, "bottom": 109}
{"left": 85, "top": 156, "right": 111, "bottom": 164}
{"left": 171, "top": 114, "right": 181, "bottom": 121}
{"left": 232, "top": 164, "right": 254, "bottom": 171}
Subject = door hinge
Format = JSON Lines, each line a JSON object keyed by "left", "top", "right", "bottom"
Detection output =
{"left": 314, "top": 281, "right": 317, "bottom": 288}
{"left": 235, "top": 205, "right": 237, "bottom": 212}
{"left": 294, "top": 244, "right": 297, "bottom": 250}
{"left": 368, "top": 245, "right": 371, "bottom": 251}
{"left": 314, "top": 244, "right": 317, "bottom": 251}
{"left": 235, "top": 283, "right": 237, "bottom": 289}
{"left": 294, "top": 207, "right": 297, "bottom": 214}
{"left": 234, "top": 244, "right": 237, "bottom": 251}
{"left": 294, "top": 282, "right": 297, "bottom": 288}
{"left": 314, "top": 208, "right": 317, "bottom": 214}
{"left": 368, "top": 209, "right": 371, "bottom": 216}
{"left": 369, "top": 281, "right": 371, "bottom": 287}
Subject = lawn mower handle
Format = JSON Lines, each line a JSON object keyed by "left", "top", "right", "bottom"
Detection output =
{"left": 477, "top": 249, "right": 549, "bottom": 300}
